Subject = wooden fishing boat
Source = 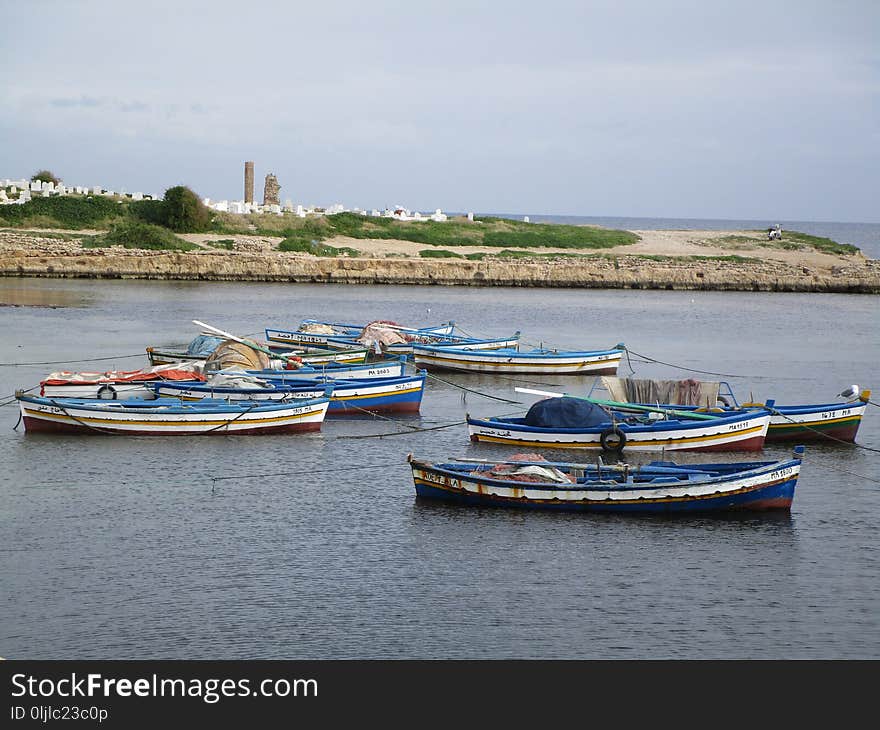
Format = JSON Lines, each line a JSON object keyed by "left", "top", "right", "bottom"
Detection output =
{"left": 39, "top": 363, "right": 204, "bottom": 400}
{"left": 412, "top": 344, "right": 624, "bottom": 375}
{"left": 265, "top": 326, "right": 520, "bottom": 356}
{"left": 264, "top": 319, "right": 456, "bottom": 351}
{"left": 146, "top": 333, "right": 226, "bottom": 366}
{"left": 152, "top": 373, "right": 427, "bottom": 414}
{"left": 148, "top": 333, "right": 368, "bottom": 367}
{"left": 242, "top": 357, "right": 408, "bottom": 381}
{"left": 467, "top": 395, "right": 771, "bottom": 452}
{"left": 596, "top": 377, "right": 872, "bottom": 444}
{"left": 265, "top": 342, "right": 369, "bottom": 365}
{"left": 408, "top": 446, "right": 805, "bottom": 513}
{"left": 15, "top": 392, "right": 331, "bottom": 435}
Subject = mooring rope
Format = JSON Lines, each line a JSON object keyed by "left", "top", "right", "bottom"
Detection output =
{"left": 335, "top": 419, "right": 468, "bottom": 439}
{"left": 765, "top": 405, "right": 880, "bottom": 454}
{"left": 19, "top": 397, "right": 264, "bottom": 435}
{"left": 800, "top": 459, "right": 880, "bottom": 485}
{"left": 0, "top": 384, "right": 39, "bottom": 407}
{"left": 621, "top": 347, "right": 748, "bottom": 378}
{"left": 0, "top": 353, "right": 145, "bottom": 367}
{"left": 424, "top": 372, "right": 522, "bottom": 404}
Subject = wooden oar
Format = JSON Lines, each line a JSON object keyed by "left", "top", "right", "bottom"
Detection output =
{"left": 514, "top": 386, "right": 721, "bottom": 421}
{"left": 193, "top": 320, "right": 299, "bottom": 365}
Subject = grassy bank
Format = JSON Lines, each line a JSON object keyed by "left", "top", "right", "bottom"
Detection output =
{"left": 0, "top": 193, "right": 862, "bottom": 256}
{"left": 215, "top": 211, "right": 640, "bottom": 250}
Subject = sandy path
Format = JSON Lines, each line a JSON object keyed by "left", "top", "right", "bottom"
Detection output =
{"left": 3, "top": 227, "right": 867, "bottom": 272}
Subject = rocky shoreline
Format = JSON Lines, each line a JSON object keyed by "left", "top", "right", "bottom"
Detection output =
{"left": 2, "top": 230, "right": 878, "bottom": 293}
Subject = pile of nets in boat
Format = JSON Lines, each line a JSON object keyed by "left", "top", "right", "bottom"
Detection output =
{"left": 298, "top": 323, "right": 342, "bottom": 335}
{"left": 601, "top": 377, "right": 720, "bottom": 407}
{"left": 185, "top": 334, "right": 226, "bottom": 357}
{"left": 205, "top": 340, "right": 270, "bottom": 371}
{"left": 357, "top": 321, "right": 409, "bottom": 352}
{"left": 203, "top": 372, "right": 274, "bottom": 389}
{"left": 523, "top": 397, "right": 610, "bottom": 428}
{"left": 476, "top": 453, "right": 575, "bottom": 483}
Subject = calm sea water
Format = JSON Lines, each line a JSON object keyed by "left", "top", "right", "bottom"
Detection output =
{"left": 492, "top": 214, "right": 880, "bottom": 260}
{"left": 1, "top": 279, "right": 878, "bottom": 659}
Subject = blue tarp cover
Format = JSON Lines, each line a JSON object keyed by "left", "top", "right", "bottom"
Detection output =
{"left": 186, "top": 335, "right": 225, "bottom": 356}
{"left": 523, "top": 397, "right": 609, "bottom": 428}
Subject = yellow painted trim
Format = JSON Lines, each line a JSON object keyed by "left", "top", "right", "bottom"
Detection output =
{"left": 23, "top": 406, "right": 323, "bottom": 427}
{"left": 415, "top": 354, "right": 622, "bottom": 369}
{"left": 768, "top": 414, "right": 863, "bottom": 428}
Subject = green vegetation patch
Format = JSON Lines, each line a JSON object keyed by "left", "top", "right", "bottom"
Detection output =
{"left": 419, "top": 249, "right": 464, "bottom": 258}
{"left": 81, "top": 221, "right": 197, "bottom": 251}
{"left": 235, "top": 212, "right": 637, "bottom": 251}
{"left": 0, "top": 195, "right": 124, "bottom": 228}
{"left": 776, "top": 231, "right": 859, "bottom": 255}
{"left": 206, "top": 238, "right": 236, "bottom": 250}
{"left": 278, "top": 237, "right": 359, "bottom": 257}
{"left": 713, "top": 235, "right": 758, "bottom": 246}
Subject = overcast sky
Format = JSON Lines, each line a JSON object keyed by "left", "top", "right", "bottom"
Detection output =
{"left": 2, "top": 1, "right": 877, "bottom": 221}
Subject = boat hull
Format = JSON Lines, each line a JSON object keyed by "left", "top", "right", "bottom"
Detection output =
{"left": 247, "top": 359, "right": 407, "bottom": 381}
{"left": 766, "top": 403, "right": 866, "bottom": 443}
{"left": 466, "top": 411, "right": 770, "bottom": 452}
{"left": 412, "top": 346, "right": 623, "bottom": 375}
{"left": 154, "top": 374, "right": 427, "bottom": 415}
{"left": 410, "top": 459, "right": 800, "bottom": 513}
{"left": 17, "top": 396, "right": 329, "bottom": 435}
{"left": 265, "top": 327, "right": 519, "bottom": 355}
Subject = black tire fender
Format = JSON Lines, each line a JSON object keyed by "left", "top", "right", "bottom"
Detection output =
{"left": 599, "top": 427, "right": 627, "bottom": 452}
{"left": 96, "top": 384, "right": 117, "bottom": 400}
{"left": 717, "top": 395, "right": 731, "bottom": 407}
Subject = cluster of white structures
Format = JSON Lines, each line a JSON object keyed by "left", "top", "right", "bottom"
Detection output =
{"left": 0, "top": 177, "right": 158, "bottom": 206}
{"left": 1, "top": 176, "right": 462, "bottom": 223}
{"left": 201, "top": 197, "right": 451, "bottom": 222}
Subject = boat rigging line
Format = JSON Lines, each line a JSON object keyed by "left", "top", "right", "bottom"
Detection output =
{"left": 423, "top": 372, "right": 523, "bottom": 404}
{"left": 764, "top": 405, "right": 880, "bottom": 454}
{"left": 0, "top": 353, "right": 145, "bottom": 367}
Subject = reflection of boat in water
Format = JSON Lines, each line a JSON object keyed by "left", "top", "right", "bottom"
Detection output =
{"left": 408, "top": 446, "right": 805, "bottom": 513}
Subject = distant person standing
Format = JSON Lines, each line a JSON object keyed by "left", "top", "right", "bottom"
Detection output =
{"left": 767, "top": 224, "right": 782, "bottom": 240}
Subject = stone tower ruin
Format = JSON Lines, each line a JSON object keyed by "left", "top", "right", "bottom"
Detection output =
{"left": 244, "top": 161, "right": 254, "bottom": 204}
{"left": 263, "top": 173, "right": 281, "bottom": 206}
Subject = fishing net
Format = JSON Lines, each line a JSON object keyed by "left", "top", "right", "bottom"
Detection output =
{"left": 204, "top": 340, "right": 270, "bottom": 371}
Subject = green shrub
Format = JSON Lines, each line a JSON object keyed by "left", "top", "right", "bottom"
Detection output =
{"left": 419, "top": 249, "right": 464, "bottom": 258}
{"left": 0, "top": 195, "right": 123, "bottom": 228}
{"left": 207, "top": 239, "right": 235, "bottom": 250}
{"left": 162, "top": 186, "right": 211, "bottom": 232}
{"left": 31, "top": 170, "right": 60, "bottom": 185}
{"left": 81, "top": 221, "right": 197, "bottom": 250}
{"left": 777, "top": 231, "right": 859, "bottom": 255}
{"left": 129, "top": 199, "right": 169, "bottom": 226}
{"left": 278, "top": 237, "right": 358, "bottom": 256}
